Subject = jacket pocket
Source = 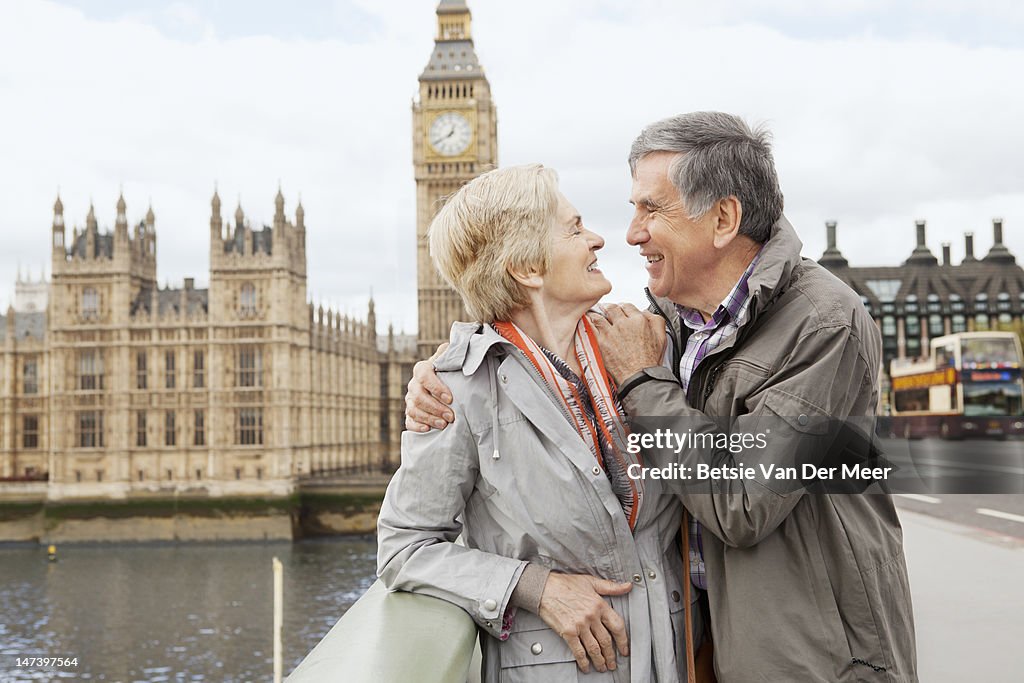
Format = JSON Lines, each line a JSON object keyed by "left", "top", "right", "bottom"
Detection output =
{"left": 498, "top": 612, "right": 581, "bottom": 683}
{"left": 757, "top": 388, "right": 833, "bottom": 495}
{"left": 762, "top": 387, "right": 831, "bottom": 436}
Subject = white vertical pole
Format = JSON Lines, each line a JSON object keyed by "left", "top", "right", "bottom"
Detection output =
{"left": 273, "top": 556, "right": 283, "bottom": 683}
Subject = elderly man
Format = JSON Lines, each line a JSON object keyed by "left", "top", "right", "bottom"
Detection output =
{"left": 407, "top": 112, "right": 917, "bottom": 682}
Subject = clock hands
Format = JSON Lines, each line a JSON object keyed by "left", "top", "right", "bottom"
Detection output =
{"left": 430, "top": 125, "right": 458, "bottom": 147}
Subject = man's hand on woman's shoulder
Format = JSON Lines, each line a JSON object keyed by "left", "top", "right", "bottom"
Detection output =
{"left": 405, "top": 342, "right": 456, "bottom": 432}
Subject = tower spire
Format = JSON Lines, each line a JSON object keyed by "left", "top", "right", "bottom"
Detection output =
{"left": 52, "top": 193, "right": 65, "bottom": 254}
{"left": 53, "top": 194, "right": 64, "bottom": 226}
{"left": 211, "top": 186, "right": 223, "bottom": 242}
{"left": 368, "top": 295, "right": 377, "bottom": 340}
{"left": 422, "top": 0, "right": 480, "bottom": 78}
{"left": 274, "top": 183, "right": 285, "bottom": 226}
{"left": 115, "top": 191, "right": 129, "bottom": 245}
{"left": 86, "top": 201, "right": 97, "bottom": 232}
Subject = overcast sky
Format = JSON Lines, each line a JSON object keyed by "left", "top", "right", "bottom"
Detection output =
{"left": 2, "top": 0, "right": 1022, "bottom": 332}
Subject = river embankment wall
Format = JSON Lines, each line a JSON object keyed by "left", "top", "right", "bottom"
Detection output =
{"left": 0, "top": 482, "right": 387, "bottom": 544}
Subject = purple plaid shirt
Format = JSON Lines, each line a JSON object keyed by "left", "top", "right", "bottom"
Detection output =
{"left": 673, "top": 249, "right": 762, "bottom": 591}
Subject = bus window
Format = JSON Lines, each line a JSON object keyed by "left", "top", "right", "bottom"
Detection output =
{"left": 961, "top": 338, "right": 1018, "bottom": 368}
{"left": 894, "top": 388, "right": 929, "bottom": 413}
{"left": 934, "top": 344, "right": 955, "bottom": 368}
{"left": 963, "top": 382, "right": 1023, "bottom": 416}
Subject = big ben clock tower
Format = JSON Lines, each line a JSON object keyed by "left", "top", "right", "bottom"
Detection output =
{"left": 414, "top": 0, "right": 497, "bottom": 359}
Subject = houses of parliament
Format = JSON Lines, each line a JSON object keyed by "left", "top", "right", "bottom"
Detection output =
{"left": 0, "top": 0, "right": 493, "bottom": 498}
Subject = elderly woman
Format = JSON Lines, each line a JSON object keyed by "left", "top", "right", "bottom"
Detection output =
{"left": 377, "top": 164, "right": 692, "bottom": 682}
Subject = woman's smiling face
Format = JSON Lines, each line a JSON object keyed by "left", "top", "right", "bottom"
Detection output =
{"left": 537, "top": 192, "right": 612, "bottom": 312}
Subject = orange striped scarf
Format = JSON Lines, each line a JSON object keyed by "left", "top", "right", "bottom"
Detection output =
{"left": 493, "top": 318, "right": 644, "bottom": 530}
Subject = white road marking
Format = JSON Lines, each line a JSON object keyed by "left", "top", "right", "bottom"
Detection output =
{"left": 976, "top": 508, "right": 1024, "bottom": 525}
{"left": 887, "top": 456, "right": 1024, "bottom": 475}
{"left": 896, "top": 493, "right": 942, "bottom": 504}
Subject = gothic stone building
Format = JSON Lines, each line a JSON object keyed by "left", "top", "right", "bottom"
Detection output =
{"left": 819, "top": 218, "right": 1024, "bottom": 375}
{"left": 0, "top": 192, "right": 416, "bottom": 499}
{"left": 1, "top": 0, "right": 494, "bottom": 498}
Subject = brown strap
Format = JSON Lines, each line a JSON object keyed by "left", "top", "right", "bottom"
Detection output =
{"left": 681, "top": 510, "right": 696, "bottom": 682}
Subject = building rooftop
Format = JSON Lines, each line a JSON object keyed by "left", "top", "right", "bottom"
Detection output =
{"left": 0, "top": 310, "right": 46, "bottom": 341}
{"left": 130, "top": 286, "right": 209, "bottom": 317}
{"left": 421, "top": 39, "right": 482, "bottom": 80}
{"left": 819, "top": 219, "right": 1024, "bottom": 314}
{"left": 225, "top": 225, "right": 273, "bottom": 256}
{"left": 70, "top": 231, "right": 114, "bottom": 259}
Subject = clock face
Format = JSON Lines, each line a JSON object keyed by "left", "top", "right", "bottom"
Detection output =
{"left": 429, "top": 111, "right": 472, "bottom": 156}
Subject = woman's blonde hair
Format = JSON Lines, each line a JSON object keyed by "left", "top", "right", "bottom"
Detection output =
{"left": 429, "top": 164, "right": 559, "bottom": 322}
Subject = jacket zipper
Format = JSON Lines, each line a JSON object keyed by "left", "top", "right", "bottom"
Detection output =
{"left": 644, "top": 288, "right": 684, "bottom": 379}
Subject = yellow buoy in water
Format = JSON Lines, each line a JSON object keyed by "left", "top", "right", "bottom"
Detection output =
{"left": 47, "top": 544, "right": 57, "bottom": 562}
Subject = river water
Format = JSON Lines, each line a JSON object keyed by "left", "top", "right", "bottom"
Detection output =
{"left": 0, "top": 537, "right": 377, "bottom": 682}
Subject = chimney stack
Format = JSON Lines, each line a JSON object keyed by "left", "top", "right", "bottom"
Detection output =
{"left": 184, "top": 277, "right": 194, "bottom": 290}
{"left": 964, "top": 232, "right": 975, "bottom": 261}
{"left": 941, "top": 242, "right": 951, "bottom": 266}
{"left": 984, "top": 218, "right": 1015, "bottom": 263}
{"left": 904, "top": 219, "right": 938, "bottom": 266}
{"left": 818, "top": 220, "right": 848, "bottom": 268}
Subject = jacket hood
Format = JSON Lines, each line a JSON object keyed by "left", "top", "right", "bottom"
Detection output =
{"left": 648, "top": 214, "right": 804, "bottom": 318}
{"left": 432, "top": 322, "right": 513, "bottom": 375}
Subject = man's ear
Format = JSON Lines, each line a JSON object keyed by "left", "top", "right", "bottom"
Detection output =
{"left": 711, "top": 196, "right": 743, "bottom": 249}
{"left": 509, "top": 266, "right": 543, "bottom": 290}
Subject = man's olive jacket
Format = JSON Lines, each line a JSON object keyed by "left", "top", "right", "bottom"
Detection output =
{"left": 623, "top": 216, "right": 918, "bottom": 682}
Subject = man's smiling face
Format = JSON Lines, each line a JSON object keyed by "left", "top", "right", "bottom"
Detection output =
{"left": 626, "top": 151, "right": 717, "bottom": 308}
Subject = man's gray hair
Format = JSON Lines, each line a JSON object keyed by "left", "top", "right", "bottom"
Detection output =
{"left": 628, "top": 112, "right": 783, "bottom": 243}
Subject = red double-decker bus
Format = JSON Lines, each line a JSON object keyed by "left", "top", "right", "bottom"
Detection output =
{"left": 889, "top": 332, "right": 1024, "bottom": 439}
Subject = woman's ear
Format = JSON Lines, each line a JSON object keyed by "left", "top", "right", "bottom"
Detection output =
{"left": 508, "top": 266, "right": 544, "bottom": 290}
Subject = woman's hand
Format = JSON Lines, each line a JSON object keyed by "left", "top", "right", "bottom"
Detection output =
{"left": 405, "top": 343, "right": 455, "bottom": 432}
{"left": 537, "top": 573, "right": 633, "bottom": 674}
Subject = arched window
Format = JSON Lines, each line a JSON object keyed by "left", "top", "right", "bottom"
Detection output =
{"left": 240, "top": 282, "right": 256, "bottom": 315}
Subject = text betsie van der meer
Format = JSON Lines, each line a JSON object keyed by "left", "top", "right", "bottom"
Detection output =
{"left": 624, "top": 429, "right": 893, "bottom": 482}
